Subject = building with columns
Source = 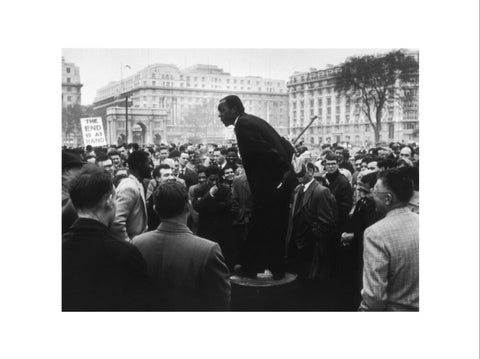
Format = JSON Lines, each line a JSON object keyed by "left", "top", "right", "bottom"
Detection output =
{"left": 93, "top": 64, "right": 288, "bottom": 146}
{"left": 287, "top": 51, "right": 419, "bottom": 149}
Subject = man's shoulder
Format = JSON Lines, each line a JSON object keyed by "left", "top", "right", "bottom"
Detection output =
{"left": 237, "top": 113, "right": 265, "bottom": 127}
{"left": 134, "top": 229, "right": 218, "bottom": 253}
{"left": 116, "top": 176, "right": 138, "bottom": 191}
{"left": 366, "top": 209, "right": 418, "bottom": 235}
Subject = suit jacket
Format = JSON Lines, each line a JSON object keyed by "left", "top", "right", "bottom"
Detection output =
{"left": 231, "top": 174, "right": 253, "bottom": 225}
{"left": 178, "top": 166, "right": 198, "bottom": 189}
{"left": 132, "top": 221, "right": 231, "bottom": 310}
{"left": 234, "top": 113, "right": 294, "bottom": 205}
{"left": 192, "top": 182, "right": 233, "bottom": 244}
{"left": 286, "top": 180, "right": 338, "bottom": 251}
{"left": 62, "top": 218, "right": 152, "bottom": 311}
{"left": 111, "top": 175, "right": 148, "bottom": 241}
{"left": 359, "top": 207, "right": 419, "bottom": 311}
{"left": 325, "top": 170, "right": 353, "bottom": 231}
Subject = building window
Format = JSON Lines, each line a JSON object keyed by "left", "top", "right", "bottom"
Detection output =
{"left": 152, "top": 81, "right": 156, "bottom": 86}
{"left": 67, "top": 96, "right": 71, "bottom": 101}
{"left": 67, "top": 78, "right": 71, "bottom": 83}
{"left": 67, "top": 86, "right": 71, "bottom": 92}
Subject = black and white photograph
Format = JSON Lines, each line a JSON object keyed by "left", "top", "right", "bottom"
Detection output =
{"left": 61, "top": 48, "right": 420, "bottom": 312}
{"left": 1, "top": 1, "right": 478, "bottom": 358}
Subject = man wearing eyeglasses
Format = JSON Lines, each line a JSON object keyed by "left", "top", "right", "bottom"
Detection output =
{"left": 359, "top": 167, "right": 419, "bottom": 311}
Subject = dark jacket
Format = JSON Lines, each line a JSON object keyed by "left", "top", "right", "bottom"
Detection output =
{"left": 62, "top": 218, "right": 152, "bottom": 311}
{"left": 178, "top": 166, "right": 198, "bottom": 189}
{"left": 286, "top": 180, "right": 338, "bottom": 279}
{"left": 234, "top": 113, "right": 294, "bottom": 206}
{"left": 325, "top": 170, "right": 353, "bottom": 232}
{"left": 192, "top": 183, "right": 233, "bottom": 245}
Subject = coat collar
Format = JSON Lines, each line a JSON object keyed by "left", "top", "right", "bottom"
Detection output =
{"left": 293, "top": 180, "right": 319, "bottom": 216}
{"left": 386, "top": 206, "right": 412, "bottom": 218}
{"left": 69, "top": 217, "right": 110, "bottom": 232}
{"left": 156, "top": 220, "right": 193, "bottom": 234}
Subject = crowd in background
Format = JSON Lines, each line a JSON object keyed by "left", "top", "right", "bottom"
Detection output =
{"left": 62, "top": 138, "right": 419, "bottom": 311}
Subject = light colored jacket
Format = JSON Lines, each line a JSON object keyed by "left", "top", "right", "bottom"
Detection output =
{"left": 360, "top": 207, "right": 419, "bottom": 311}
{"left": 111, "top": 175, "right": 147, "bottom": 241}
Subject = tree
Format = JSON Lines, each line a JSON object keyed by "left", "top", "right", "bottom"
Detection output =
{"left": 62, "top": 103, "right": 83, "bottom": 138}
{"left": 335, "top": 50, "right": 419, "bottom": 143}
{"left": 183, "top": 98, "right": 217, "bottom": 138}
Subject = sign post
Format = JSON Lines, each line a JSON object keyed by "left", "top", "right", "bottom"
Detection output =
{"left": 80, "top": 117, "right": 107, "bottom": 147}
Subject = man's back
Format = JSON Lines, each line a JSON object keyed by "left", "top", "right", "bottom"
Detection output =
{"left": 132, "top": 221, "right": 231, "bottom": 310}
{"left": 361, "top": 207, "right": 419, "bottom": 311}
{"left": 111, "top": 175, "right": 147, "bottom": 241}
{"left": 62, "top": 218, "right": 152, "bottom": 311}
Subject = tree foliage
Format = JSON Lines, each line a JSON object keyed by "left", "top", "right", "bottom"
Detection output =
{"left": 62, "top": 103, "right": 83, "bottom": 137}
{"left": 335, "top": 50, "right": 419, "bottom": 143}
{"left": 183, "top": 98, "right": 216, "bottom": 138}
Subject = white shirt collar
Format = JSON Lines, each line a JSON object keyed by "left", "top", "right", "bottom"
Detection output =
{"left": 233, "top": 115, "right": 240, "bottom": 127}
{"left": 302, "top": 178, "right": 315, "bottom": 192}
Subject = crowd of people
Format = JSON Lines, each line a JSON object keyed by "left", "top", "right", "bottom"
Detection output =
{"left": 62, "top": 96, "right": 419, "bottom": 311}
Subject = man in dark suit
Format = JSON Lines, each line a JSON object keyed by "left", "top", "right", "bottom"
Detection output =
{"left": 62, "top": 165, "right": 152, "bottom": 311}
{"left": 218, "top": 95, "right": 298, "bottom": 278}
{"left": 192, "top": 165, "right": 233, "bottom": 268}
{"left": 178, "top": 151, "right": 198, "bottom": 189}
{"left": 285, "top": 162, "right": 338, "bottom": 309}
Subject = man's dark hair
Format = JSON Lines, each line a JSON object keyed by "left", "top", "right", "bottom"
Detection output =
{"left": 86, "top": 145, "right": 93, "bottom": 152}
{"left": 361, "top": 155, "right": 374, "bottom": 164}
{"left": 153, "top": 164, "right": 171, "bottom": 178}
{"left": 377, "top": 168, "right": 414, "bottom": 203}
{"left": 205, "top": 165, "right": 224, "bottom": 178}
{"left": 226, "top": 147, "right": 238, "bottom": 154}
{"left": 127, "top": 150, "right": 149, "bottom": 171}
{"left": 222, "top": 164, "right": 236, "bottom": 173}
{"left": 95, "top": 154, "right": 111, "bottom": 164}
{"left": 169, "top": 150, "right": 181, "bottom": 159}
{"left": 220, "top": 148, "right": 228, "bottom": 156}
{"left": 219, "top": 95, "right": 245, "bottom": 114}
{"left": 109, "top": 150, "right": 120, "bottom": 157}
{"left": 325, "top": 152, "right": 339, "bottom": 162}
{"left": 321, "top": 144, "right": 331, "bottom": 150}
{"left": 360, "top": 171, "right": 378, "bottom": 189}
{"left": 196, "top": 165, "right": 206, "bottom": 174}
{"left": 153, "top": 182, "right": 188, "bottom": 219}
{"left": 69, "top": 165, "right": 113, "bottom": 211}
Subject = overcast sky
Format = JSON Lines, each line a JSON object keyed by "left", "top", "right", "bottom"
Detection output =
{"left": 62, "top": 48, "right": 396, "bottom": 105}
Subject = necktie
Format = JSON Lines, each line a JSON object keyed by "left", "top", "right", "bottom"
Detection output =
{"left": 294, "top": 184, "right": 305, "bottom": 213}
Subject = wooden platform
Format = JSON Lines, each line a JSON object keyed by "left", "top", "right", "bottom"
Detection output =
{"left": 230, "top": 271, "right": 298, "bottom": 311}
{"left": 230, "top": 271, "right": 297, "bottom": 287}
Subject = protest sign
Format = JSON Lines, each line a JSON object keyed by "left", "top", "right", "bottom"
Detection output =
{"left": 80, "top": 117, "right": 107, "bottom": 146}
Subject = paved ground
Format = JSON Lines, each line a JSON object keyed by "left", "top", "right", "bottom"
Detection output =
{"left": 230, "top": 271, "right": 359, "bottom": 311}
